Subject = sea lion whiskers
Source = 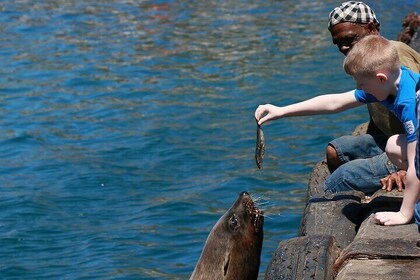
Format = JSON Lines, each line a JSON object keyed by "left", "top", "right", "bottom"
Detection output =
{"left": 241, "top": 195, "right": 265, "bottom": 234}
{"left": 251, "top": 201, "right": 270, "bottom": 212}
{"left": 248, "top": 195, "right": 271, "bottom": 215}
{"left": 243, "top": 197, "right": 263, "bottom": 218}
{"left": 251, "top": 193, "right": 270, "bottom": 200}
{"left": 252, "top": 209, "right": 271, "bottom": 219}
{"left": 252, "top": 199, "right": 270, "bottom": 206}
{"left": 245, "top": 193, "right": 264, "bottom": 205}
{"left": 250, "top": 202, "right": 274, "bottom": 222}
{"left": 256, "top": 206, "right": 278, "bottom": 220}
{"left": 251, "top": 195, "right": 270, "bottom": 206}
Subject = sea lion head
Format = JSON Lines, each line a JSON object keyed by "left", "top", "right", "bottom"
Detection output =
{"left": 222, "top": 191, "right": 264, "bottom": 236}
{"left": 190, "top": 191, "right": 264, "bottom": 280}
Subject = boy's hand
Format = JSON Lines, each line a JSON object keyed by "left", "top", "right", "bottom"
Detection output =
{"left": 255, "top": 104, "right": 281, "bottom": 126}
{"left": 374, "top": 211, "right": 411, "bottom": 226}
{"left": 380, "top": 170, "right": 406, "bottom": 192}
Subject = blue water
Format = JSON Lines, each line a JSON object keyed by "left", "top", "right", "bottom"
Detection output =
{"left": 0, "top": 1, "right": 418, "bottom": 279}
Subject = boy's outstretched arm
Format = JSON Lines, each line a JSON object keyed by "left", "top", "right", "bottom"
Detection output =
{"left": 255, "top": 90, "right": 361, "bottom": 125}
{"left": 375, "top": 141, "right": 420, "bottom": 225}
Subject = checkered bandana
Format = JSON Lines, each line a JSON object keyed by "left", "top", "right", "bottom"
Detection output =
{"left": 328, "top": 1, "right": 380, "bottom": 30}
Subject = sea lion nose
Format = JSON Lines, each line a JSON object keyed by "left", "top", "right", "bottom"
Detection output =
{"left": 241, "top": 191, "right": 250, "bottom": 196}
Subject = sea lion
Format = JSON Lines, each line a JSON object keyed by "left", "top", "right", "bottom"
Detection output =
{"left": 190, "top": 191, "right": 264, "bottom": 280}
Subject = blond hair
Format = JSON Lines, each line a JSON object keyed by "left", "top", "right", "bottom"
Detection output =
{"left": 343, "top": 35, "right": 400, "bottom": 77}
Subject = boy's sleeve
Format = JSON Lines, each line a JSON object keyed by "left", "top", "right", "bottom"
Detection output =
{"left": 398, "top": 97, "right": 418, "bottom": 143}
{"left": 354, "top": 89, "right": 379, "bottom": 103}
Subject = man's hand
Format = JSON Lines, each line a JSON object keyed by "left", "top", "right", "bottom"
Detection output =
{"left": 380, "top": 170, "right": 407, "bottom": 192}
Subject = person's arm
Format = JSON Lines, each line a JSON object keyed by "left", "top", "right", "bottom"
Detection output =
{"left": 255, "top": 90, "right": 363, "bottom": 125}
{"left": 375, "top": 141, "right": 420, "bottom": 225}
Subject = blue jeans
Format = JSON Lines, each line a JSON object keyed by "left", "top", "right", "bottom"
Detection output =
{"left": 415, "top": 200, "right": 420, "bottom": 232}
{"left": 322, "top": 134, "right": 398, "bottom": 194}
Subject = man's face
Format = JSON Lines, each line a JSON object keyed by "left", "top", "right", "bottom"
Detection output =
{"left": 330, "top": 22, "right": 378, "bottom": 56}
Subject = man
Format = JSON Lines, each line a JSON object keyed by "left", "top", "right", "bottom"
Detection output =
{"left": 323, "top": 1, "right": 420, "bottom": 194}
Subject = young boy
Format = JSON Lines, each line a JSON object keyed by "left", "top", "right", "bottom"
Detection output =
{"left": 255, "top": 35, "right": 420, "bottom": 226}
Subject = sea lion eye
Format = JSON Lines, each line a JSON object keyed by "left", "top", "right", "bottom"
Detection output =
{"left": 229, "top": 215, "right": 239, "bottom": 230}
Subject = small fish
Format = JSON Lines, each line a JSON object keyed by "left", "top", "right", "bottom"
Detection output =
{"left": 255, "top": 123, "right": 265, "bottom": 169}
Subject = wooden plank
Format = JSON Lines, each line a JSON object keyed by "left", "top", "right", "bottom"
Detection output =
{"left": 335, "top": 215, "right": 420, "bottom": 271}
{"left": 336, "top": 259, "right": 420, "bottom": 280}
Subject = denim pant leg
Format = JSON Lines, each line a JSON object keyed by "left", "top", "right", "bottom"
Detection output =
{"left": 329, "top": 134, "right": 387, "bottom": 163}
{"left": 415, "top": 200, "right": 420, "bottom": 233}
{"left": 322, "top": 152, "right": 398, "bottom": 194}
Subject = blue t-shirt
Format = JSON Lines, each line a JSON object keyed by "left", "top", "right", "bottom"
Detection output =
{"left": 354, "top": 67, "right": 420, "bottom": 143}
{"left": 416, "top": 78, "right": 420, "bottom": 180}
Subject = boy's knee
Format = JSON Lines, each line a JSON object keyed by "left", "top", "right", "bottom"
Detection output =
{"left": 385, "top": 135, "right": 399, "bottom": 155}
{"left": 385, "top": 134, "right": 407, "bottom": 170}
{"left": 326, "top": 144, "right": 341, "bottom": 173}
